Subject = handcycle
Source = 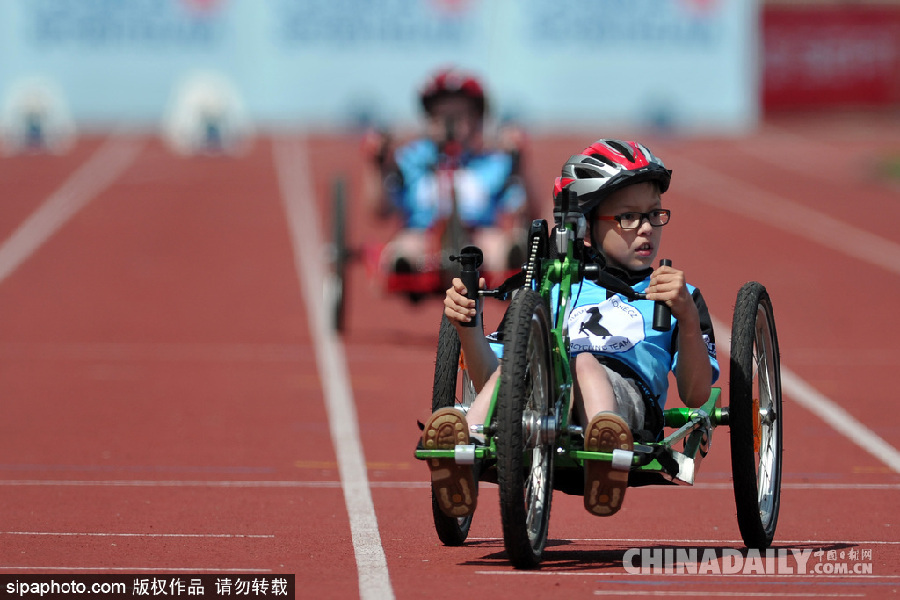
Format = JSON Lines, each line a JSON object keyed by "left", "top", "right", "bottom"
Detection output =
{"left": 414, "top": 190, "right": 783, "bottom": 569}
{"left": 325, "top": 122, "right": 526, "bottom": 333}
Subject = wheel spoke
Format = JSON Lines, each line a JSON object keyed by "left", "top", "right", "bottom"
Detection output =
{"left": 753, "top": 308, "right": 779, "bottom": 527}
{"left": 525, "top": 448, "right": 547, "bottom": 540}
{"left": 758, "top": 434, "right": 775, "bottom": 520}
{"left": 523, "top": 313, "right": 549, "bottom": 544}
{"left": 496, "top": 289, "right": 553, "bottom": 567}
{"left": 757, "top": 437, "right": 772, "bottom": 494}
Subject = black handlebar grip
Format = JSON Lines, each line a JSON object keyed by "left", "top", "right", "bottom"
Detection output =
{"left": 460, "top": 270, "right": 479, "bottom": 328}
{"left": 452, "top": 246, "right": 483, "bottom": 328}
{"left": 652, "top": 258, "right": 672, "bottom": 332}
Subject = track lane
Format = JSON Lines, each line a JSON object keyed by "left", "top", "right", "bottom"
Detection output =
{"left": 334, "top": 115, "right": 898, "bottom": 597}
{"left": 0, "top": 113, "right": 897, "bottom": 598}
{"left": 273, "top": 135, "right": 393, "bottom": 600}
{"left": 0, "top": 138, "right": 107, "bottom": 243}
{"left": 0, "top": 136, "right": 360, "bottom": 589}
{"left": 655, "top": 140, "right": 900, "bottom": 455}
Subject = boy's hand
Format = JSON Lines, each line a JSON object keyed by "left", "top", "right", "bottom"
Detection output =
{"left": 444, "top": 277, "right": 485, "bottom": 326}
{"left": 645, "top": 265, "right": 699, "bottom": 326}
{"left": 360, "top": 127, "right": 394, "bottom": 168}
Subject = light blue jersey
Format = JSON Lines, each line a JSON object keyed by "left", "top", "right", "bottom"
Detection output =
{"left": 391, "top": 139, "right": 525, "bottom": 230}
{"left": 489, "top": 274, "right": 719, "bottom": 412}
{"left": 562, "top": 277, "right": 719, "bottom": 410}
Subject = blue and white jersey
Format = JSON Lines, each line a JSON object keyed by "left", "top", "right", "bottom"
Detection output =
{"left": 390, "top": 139, "right": 525, "bottom": 230}
{"left": 560, "top": 276, "right": 719, "bottom": 409}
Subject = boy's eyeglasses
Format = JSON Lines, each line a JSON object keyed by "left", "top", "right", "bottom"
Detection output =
{"left": 596, "top": 209, "right": 671, "bottom": 230}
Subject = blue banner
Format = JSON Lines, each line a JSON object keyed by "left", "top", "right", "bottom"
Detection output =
{"left": 0, "top": 0, "right": 758, "bottom": 132}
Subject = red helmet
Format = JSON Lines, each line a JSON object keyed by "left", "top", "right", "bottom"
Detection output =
{"left": 419, "top": 67, "right": 487, "bottom": 116}
{"left": 553, "top": 139, "right": 671, "bottom": 216}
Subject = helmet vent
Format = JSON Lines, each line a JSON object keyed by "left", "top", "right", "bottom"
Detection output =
{"left": 606, "top": 140, "right": 635, "bottom": 162}
{"left": 574, "top": 166, "right": 600, "bottom": 178}
{"left": 590, "top": 153, "right": 618, "bottom": 168}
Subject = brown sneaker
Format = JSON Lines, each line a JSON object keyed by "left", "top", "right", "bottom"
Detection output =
{"left": 584, "top": 411, "right": 633, "bottom": 517}
{"left": 422, "top": 407, "right": 477, "bottom": 517}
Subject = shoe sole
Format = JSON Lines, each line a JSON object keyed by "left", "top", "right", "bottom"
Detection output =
{"left": 422, "top": 407, "right": 477, "bottom": 517}
{"left": 584, "top": 412, "right": 633, "bottom": 517}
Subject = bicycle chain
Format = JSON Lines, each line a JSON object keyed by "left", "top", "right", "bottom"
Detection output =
{"left": 523, "top": 233, "right": 542, "bottom": 288}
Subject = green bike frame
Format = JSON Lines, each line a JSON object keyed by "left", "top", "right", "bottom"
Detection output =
{"left": 415, "top": 217, "right": 726, "bottom": 487}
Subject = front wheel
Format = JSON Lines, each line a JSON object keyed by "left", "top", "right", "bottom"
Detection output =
{"left": 495, "top": 289, "right": 554, "bottom": 569}
{"left": 326, "top": 177, "right": 348, "bottom": 332}
{"left": 430, "top": 315, "right": 477, "bottom": 545}
{"left": 729, "top": 281, "right": 782, "bottom": 549}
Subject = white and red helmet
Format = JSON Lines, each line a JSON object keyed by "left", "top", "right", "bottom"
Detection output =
{"left": 553, "top": 139, "right": 671, "bottom": 216}
{"left": 419, "top": 67, "right": 487, "bottom": 117}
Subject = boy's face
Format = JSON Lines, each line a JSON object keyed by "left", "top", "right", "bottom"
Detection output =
{"left": 427, "top": 95, "right": 483, "bottom": 151}
{"left": 590, "top": 181, "right": 663, "bottom": 272}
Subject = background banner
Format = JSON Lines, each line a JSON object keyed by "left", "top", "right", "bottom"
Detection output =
{"left": 0, "top": 0, "right": 759, "bottom": 132}
{"left": 763, "top": 4, "right": 900, "bottom": 111}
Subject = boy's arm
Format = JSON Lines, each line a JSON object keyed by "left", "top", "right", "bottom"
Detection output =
{"left": 444, "top": 277, "right": 499, "bottom": 392}
{"left": 671, "top": 303, "right": 714, "bottom": 408}
{"left": 645, "top": 266, "right": 714, "bottom": 408}
{"left": 360, "top": 128, "right": 399, "bottom": 219}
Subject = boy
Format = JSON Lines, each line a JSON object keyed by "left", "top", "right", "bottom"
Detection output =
{"left": 361, "top": 66, "right": 528, "bottom": 274}
{"left": 422, "top": 139, "right": 719, "bottom": 518}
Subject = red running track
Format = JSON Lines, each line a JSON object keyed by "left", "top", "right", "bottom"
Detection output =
{"left": 0, "top": 112, "right": 898, "bottom": 599}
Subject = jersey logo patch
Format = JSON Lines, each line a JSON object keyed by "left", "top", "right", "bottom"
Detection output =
{"left": 569, "top": 296, "right": 645, "bottom": 354}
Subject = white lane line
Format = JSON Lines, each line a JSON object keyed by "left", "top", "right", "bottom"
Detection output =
{"left": 0, "top": 340, "right": 433, "bottom": 362}
{"left": 594, "top": 592, "right": 862, "bottom": 597}
{"left": 466, "top": 537, "right": 900, "bottom": 546}
{"left": 734, "top": 129, "right": 852, "bottom": 187}
{"left": 0, "top": 135, "right": 143, "bottom": 284}
{"left": 658, "top": 482, "right": 900, "bottom": 490}
{"left": 711, "top": 316, "right": 900, "bottom": 474}
{"left": 0, "top": 341, "right": 312, "bottom": 362}
{"left": 272, "top": 137, "right": 394, "bottom": 600}
{"left": 478, "top": 570, "right": 899, "bottom": 580}
{"left": 671, "top": 154, "right": 900, "bottom": 277}
{"left": 781, "top": 366, "right": 900, "bottom": 474}
{"left": 0, "top": 480, "right": 344, "bottom": 487}
{"left": 1, "top": 479, "right": 897, "bottom": 490}
{"left": 2, "top": 531, "right": 273, "bottom": 539}
{"left": 0, "top": 566, "right": 272, "bottom": 573}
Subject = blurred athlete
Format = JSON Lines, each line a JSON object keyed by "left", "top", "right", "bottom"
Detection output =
{"left": 361, "top": 67, "right": 529, "bottom": 276}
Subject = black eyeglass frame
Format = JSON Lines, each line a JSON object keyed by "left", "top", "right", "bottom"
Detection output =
{"left": 595, "top": 209, "right": 671, "bottom": 230}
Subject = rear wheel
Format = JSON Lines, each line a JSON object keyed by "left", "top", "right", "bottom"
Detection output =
{"left": 730, "top": 281, "right": 782, "bottom": 548}
{"left": 496, "top": 289, "right": 554, "bottom": 569}
{"left": 430, "top": 315, "right": 477, "bottom": 545}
